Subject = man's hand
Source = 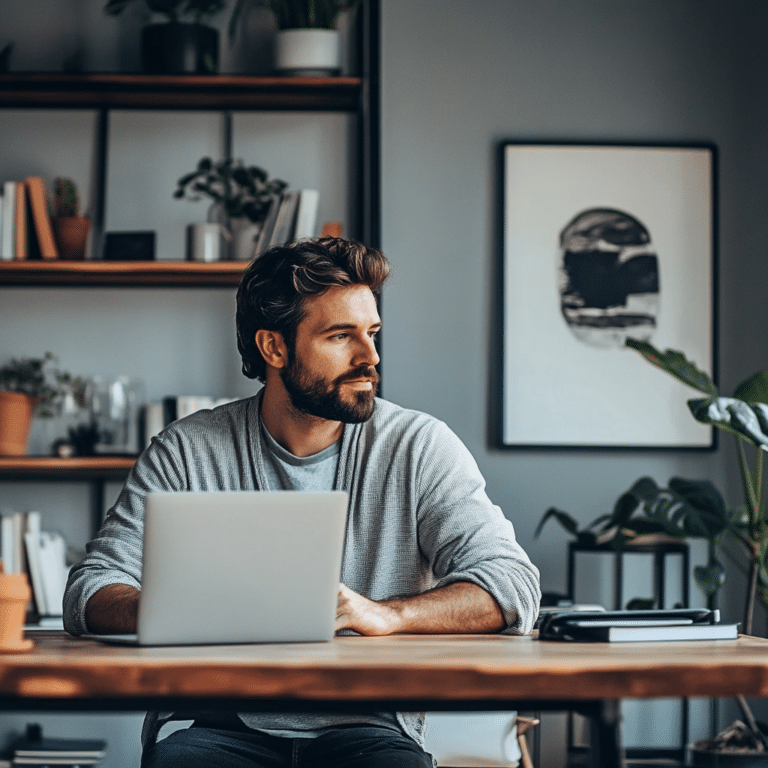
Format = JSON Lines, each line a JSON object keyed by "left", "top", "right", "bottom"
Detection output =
{"left": 335, "top": 581, "right": 507, "bottom": 636}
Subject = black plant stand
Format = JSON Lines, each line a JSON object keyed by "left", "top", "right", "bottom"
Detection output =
{"left": 566, "top": 540, "right": 691, "bottom": 767}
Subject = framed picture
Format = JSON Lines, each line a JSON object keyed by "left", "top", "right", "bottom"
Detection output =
{"left": 501, "top": 141, "right": 717, "bottom": 449}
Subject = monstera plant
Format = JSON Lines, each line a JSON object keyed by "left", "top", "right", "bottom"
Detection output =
{"left": 626, "top": 338, "right": 768, "bottom": 636}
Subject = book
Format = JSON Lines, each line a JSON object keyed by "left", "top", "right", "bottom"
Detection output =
{"left": 14, "top": 182, "right": 27, "bottom": 260}
{"left": 37, "top": 532, "right": 67, "bottom": 617}
{"left": 24, "top": 177, "right": 58, "bottom": 259}
{"left": 23, "top": 512, "right": 47, "bottom": 616}
{"left": 268, "top": 192, "right": 299, "bottom": 248}
{"left": 293, "top": 189, "right": 320, "bottom": 240}
{"left": 538, "top": 608, "right": 738, "bottom": 643}
{"left": 254, "top": 194, "right": 282, "bottom": 255}
{"left": 13, "top": 736, "right": 106, "bottom": 759}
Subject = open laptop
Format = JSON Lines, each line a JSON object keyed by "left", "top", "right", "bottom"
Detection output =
{"left": 92, "top": 490, "right": 348, "bottom": 646}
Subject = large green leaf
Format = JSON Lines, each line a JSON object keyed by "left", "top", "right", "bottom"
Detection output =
{"left": 625, "top": 339, "right": 718, "bottom": 396}
{"left": 733, "top": 369, "right": 768, "bottom": 405}
{"left": 689, "top": 397, "right": 768, "bottom": 449}
{"left": 694, "top": 560, "right": 725, "bottom": 598}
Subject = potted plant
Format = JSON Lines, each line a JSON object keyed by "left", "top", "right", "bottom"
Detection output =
{"left": 51, "top": 178, "right": 90, "bottom": 261}
{"left": 537, "top": 475, "right": 732, "bottom": 609}
{"left": 625, "top": 337, "right": 768, "bottom": 763}
{"left": 103, "top": 0, "right": 228, "bottom": 74}
{"left": 174, "top": 156, "right": 287, "bottom": 260}
{"left": 0, "top": 354, "right": 86, "bottom": 456}
{"left": 230, "top": 0, "right": 360, "bottom": 75}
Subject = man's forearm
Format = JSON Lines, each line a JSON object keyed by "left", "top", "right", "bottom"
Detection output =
{"left": 336, "top": 581, "right": 508, "bottom": 636}
{"left": 84, "top": 583, "right": 140, "bottom": 634}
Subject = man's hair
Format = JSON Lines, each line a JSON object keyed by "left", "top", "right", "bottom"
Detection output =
{"left": 236, "top": 237, "right": 390, "bottom": 382}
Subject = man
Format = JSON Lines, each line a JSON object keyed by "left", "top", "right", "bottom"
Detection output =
{"left": 64, "top": 237, "right": 541, "bottom": 768}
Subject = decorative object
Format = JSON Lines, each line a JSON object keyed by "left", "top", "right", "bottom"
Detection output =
{"left": 88, "top": 376, "right": 144, "bottom": 455}
{"left": 51, "top": 177, "right": 90, "bottom": 261}
{"left": 0, "top": 353, "right": 86, "bottom": 456}
{"left": 231, "top": 0, "right": 360, "bottom": 75}
{"left": 626, "top": 339, "right": 768, "bottom": 760}
{"left": 187, "top": 222, "right": 227, "bottom": 262}
{"left": 174, "top": 157, "right": 287, "bottom": 261}
{"left": 500, "top": 141, "right": 716, "bottom": 449}
{"left": 103, "top": 0, "right": 227, "bottom": 74}
{"left": 103, "top": 231, "right": 156, "bottom": 261}
{"left": 0, "top": 570, "right": 33, "bottom": 652}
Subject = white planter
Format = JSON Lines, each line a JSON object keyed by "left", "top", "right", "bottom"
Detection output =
{"left": 275, "top": 29, "right": 341, "bottom": 76}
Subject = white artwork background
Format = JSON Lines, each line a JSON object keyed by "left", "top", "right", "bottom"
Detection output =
{"left": 503, "top": 145, "right": 713, "bottom": 447}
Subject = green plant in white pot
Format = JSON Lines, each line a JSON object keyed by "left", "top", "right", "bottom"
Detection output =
{"left": 231, "top": 0, "right": 361, "bottom": 75}
{"left": 0, "top": 353, "right": 86, "bottom": 456}
{"left": 104, "top": 0, "right": 228, "bottom": 74}
{"left": 174, "top": 157, "right": 287, "bottom": 260}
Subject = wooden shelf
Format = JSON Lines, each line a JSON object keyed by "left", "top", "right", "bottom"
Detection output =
{"left": 0, "top": 260, "right": 248, "bottom": 286}
{"left": 0, "top": 73, "right": 363, "bottom": 112}
{"left": 0, "top": 456, "right": 136, "bottom": 480}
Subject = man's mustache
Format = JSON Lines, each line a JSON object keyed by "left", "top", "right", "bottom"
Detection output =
{"left": 336, "top": 366, "right": 380, "bottom": 386}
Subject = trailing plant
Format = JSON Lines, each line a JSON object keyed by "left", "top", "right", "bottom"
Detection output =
{"left": 103, "top": 0, "right": 227, "bottom": 24}
{"left": 0, "top": 353, "right": 87, "bottom": 418}
{"left": 229, "top": 0, "right": 360, "bottom": 36}
{"left": 174, "top": 157, "right": 287, "bottom": 225}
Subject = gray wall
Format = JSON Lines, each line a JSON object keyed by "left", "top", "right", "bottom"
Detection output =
{"left": 1, "top": 0, "right": 768, "bottom": 765}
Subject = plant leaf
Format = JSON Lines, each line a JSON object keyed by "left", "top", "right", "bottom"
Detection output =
{"left": 625, "top": 338, "right": 718, "bottom": 396}
{"left": 535, "top": 507, "right": 579, "bottom": 538}
{"left": 689, "top": 397, "right": 768, "bottom": 449}
{"left": 694, "top": 560, "right": 725, "bottom": 598}
{"left": 734, "top": 370, "right": 768, "bottom": 405}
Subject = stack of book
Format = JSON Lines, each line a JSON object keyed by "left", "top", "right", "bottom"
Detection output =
{"left": 0, "top": 177, "right": 60, "bottom": 261}
{"left": 254, "top": 188, "right": 319, "bottom": 256}
{"left": 1, "top": 510, "right": 69, "bottom": 620}
{"left": 8, "top": 724, "right": 106, "bottom": 767}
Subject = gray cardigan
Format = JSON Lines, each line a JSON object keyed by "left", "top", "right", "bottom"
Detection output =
{"left": 64, "top": 393, "right": 541, "bottom": 747}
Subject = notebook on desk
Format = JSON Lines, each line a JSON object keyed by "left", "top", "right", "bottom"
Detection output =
{"left": 91, "top": 490, "right": 348, "bottom": 646}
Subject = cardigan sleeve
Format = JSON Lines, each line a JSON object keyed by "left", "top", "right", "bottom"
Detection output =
{"left": 414, "top": 419, "right": 541, "bottom": 634}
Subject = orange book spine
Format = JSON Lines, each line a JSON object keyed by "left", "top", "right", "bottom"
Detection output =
{"left": 13, "top": 183, "right": 27, "bottom": 260}
{"left": 24, "top": 176, "right": 58, "bottom": 259}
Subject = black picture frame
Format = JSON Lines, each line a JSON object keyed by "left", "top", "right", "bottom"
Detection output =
{"left": 500, "top": 141, "right": 717, "bottom": 449}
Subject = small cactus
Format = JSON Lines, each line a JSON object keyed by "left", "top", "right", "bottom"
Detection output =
{"left": 53, "top": 177, "right": 79, "bottom": 218}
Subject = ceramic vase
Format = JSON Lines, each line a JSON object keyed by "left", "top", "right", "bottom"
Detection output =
{"left": 275, "top": 29, "right": 341, "bottom": 76}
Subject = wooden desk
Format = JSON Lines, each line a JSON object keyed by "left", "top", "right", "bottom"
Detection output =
{"left": 3, "top": 631, "right": 768, "bottom": 767}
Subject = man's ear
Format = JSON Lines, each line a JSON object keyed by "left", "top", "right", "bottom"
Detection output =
{"left": 255, "top": 330, "right": 288, "bottom": 370}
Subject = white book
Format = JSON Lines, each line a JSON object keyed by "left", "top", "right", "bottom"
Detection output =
{"left": 38, "top": 532, "right": 67, "bottom": 616}
{"left": 0, "top": 514, "right": 14, "bottom": 573}
{"left": 23, "top": 511, "right": 47, "bottom": 616}
{"left": 293, "top": 189, "right": 320, "bottom": 239}
{"left": 578, "top": 622, "right": 739, "bottom": 642}
{"left": 254, "top": 194, "right": 282, "bottom": 255}
{"left": 0, "top": 181, "right": 16, "bottom": 260}
{"left": 268, "top": 192, "right": 299, "bottom": 248}
{"left": 175, "top": 395, "right": 214, "bottom": 420}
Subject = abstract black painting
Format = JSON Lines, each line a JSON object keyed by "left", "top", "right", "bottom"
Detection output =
{"left": 502, "top": 142, "right": 715, "bottom": 448}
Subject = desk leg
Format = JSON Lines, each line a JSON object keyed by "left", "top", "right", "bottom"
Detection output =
{"left": 589, "top": 700, "right": 624, "bottom": 768}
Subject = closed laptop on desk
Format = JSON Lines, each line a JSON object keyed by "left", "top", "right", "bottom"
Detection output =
{"left": 108, "top": 491, "right": 348, "bottom": 646}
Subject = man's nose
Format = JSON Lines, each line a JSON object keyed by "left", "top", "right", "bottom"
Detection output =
{"left": 353, "top": 335, "right": 380, "bottom": 367}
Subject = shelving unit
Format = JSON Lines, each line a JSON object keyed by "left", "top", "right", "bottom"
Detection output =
{"left": 0, "top": 1, "right": 381, "bottom": 522}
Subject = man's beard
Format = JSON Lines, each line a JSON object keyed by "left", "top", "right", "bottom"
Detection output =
{"left": 281, "top": 358, "right": 379, "bottom": 424}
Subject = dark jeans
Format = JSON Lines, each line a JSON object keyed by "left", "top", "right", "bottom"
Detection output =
{"left": 141, "top": 721, "right": 434, "bottom": 768}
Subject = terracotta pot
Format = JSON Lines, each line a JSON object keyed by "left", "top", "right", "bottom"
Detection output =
{"left": 0, "top": 392, "right": 36, "bottom": 456}
{"left": 0, "top": 573, "right": 33, "bottom": 652}
{"left": 53, "top": 216, "right": 91, "bottom": 260}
